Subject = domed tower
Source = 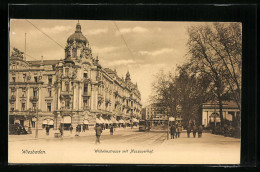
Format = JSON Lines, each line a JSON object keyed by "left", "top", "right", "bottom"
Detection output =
{"left": 65, "top": 22, "right": 92, "bottom": 60}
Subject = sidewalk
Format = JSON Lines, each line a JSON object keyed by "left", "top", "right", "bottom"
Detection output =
{"left": 8, "top": 126, "right": 138, "bottom": 142}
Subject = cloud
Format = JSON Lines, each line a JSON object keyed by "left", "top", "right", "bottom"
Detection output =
{"left": 116, "top": 26, "right": 148, "bottom": 35}
{"left": 92, "top": 46, "right": 120, "bottom": 54}
{"left": 139, "top": 48, "right": 175, "bottom": 56}
{"left": 107, "top": 59, "right": 136, "bottom": 66}
{"left": 86, "top": 28, "right": 108, "bottom": 35}
{"left": 42, "top": 25, "right": 73, "bottom": 34}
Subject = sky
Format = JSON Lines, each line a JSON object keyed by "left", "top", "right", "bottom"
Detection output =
{"left": 10, "top": 19, "right": 203, "bottom": 107}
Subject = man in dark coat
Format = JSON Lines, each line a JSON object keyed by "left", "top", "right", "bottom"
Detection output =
{"left": 170, "top": 125, "right": 176, "bottom": 139}
{"left": 110, "top": 125, "right": 114, "bottom": 135}
{"left": 95, "top": 124, "right": 102, "bottom": 144}
{"left": 198, "top": 125, "right": 203, "bottom": 138}
{"left": 192, "top": 125, "right": 197, "bottom": 138}
{"left": 83, "top": 125, "right": 86, "bottom": 132}
{"left": 187, "top": 125, "right": 191, "bottom": 138}
{"left": 46, "top": 125, "right": 50, "bottom": 135}
{"left": 69, "top": 125, "right": 73, "bottom": 134}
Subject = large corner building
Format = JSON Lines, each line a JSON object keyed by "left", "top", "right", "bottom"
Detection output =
{"left": 9, "top": 22, "right": 142, "bottom": 130}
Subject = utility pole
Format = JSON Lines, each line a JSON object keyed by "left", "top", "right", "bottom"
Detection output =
{"left": 167, "top": 114, "right": 169, "bottom": 140}
{"left": 24, "top": 32, "right": 26, "bottom": 61}
{"left": 35, "top": 103, "right": 38, "bottom": 138}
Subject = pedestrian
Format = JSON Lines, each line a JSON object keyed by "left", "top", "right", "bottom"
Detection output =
{"left": 83, "top": 125, "right": 86, "bottom": 132}
{"left": 46, "top": 125, "right": 50, "bottom": 135}
{"left": 170, "top": 125, "right": 176, "bottom": 139}
{"left": 95, "top": 124, "right": 102, "bottom": 144}
{"left": 110, "top": 125, "right": 114, "bottom": 135}
{"left": 192, "top": 125, "right": 197, "bottom": 138}
{"left": 187, "top": 125, "right": 191, "bottom": 138}
{"left": 198, "top": 125, "right": 203, "bottom": 138}
{"left": 59, "top": 125, "right": 63, "bottom": 137}
{"left": 75, "top": 124, "right": 80, "bottom": 136}
{"left": 69, "top": 125, "right": 73, "bottom": 134}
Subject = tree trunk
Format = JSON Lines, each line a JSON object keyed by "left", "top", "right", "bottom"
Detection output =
{"left": 217, "top": 92, "right": 224, "bottom": 127}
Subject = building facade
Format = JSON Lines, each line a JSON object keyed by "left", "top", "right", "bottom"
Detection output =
{"left": 145, "top": 103, "right": 183, "bottom": 125}
{"left": 9, "top": 23, "right": 142, "bottom": 130}
{"left": 202, "top": 101, "right": 240, "bottom": 127}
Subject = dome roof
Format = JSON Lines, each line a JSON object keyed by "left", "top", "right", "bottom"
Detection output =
{"left": 67, "top": 23, "right": 88, "bottom": 45}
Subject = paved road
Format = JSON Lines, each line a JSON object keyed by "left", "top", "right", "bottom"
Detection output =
{"left": 9, "top": 127, "right": 240, "bottom": 164}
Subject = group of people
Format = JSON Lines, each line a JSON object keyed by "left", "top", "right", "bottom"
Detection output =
{"left": 170, "top": 123, "right": 182, "bottom": 139}
{"left": 170, "top": 123, "right": 204, "bottom": 139}
{"left": 9, "top": 123, "right": 28, "bottom": 135}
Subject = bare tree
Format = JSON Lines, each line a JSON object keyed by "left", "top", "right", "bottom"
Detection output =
{"left": 187, "top": 22, "right": 242, "bottom": 127}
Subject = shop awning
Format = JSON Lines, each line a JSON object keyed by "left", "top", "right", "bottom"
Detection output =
{"left": 43, "top": 119, "right": 48, "bottom": 124}
{"left": 14, "top": 120, "right": 20, "bottom": 124}
{"left": 62, "top": 116, "right": 71, "bottom": 124}
{"left": 133, "top": 118, "right": 139, "bottom": 123}
{"left": 48, "top": 120, "right": 54, "bottom": 125}
{"left": 169, "top": 117, "right": 175, "bottom": 121}
{"left": 32, "top": 117, "right": 37, "bottom": 122}
{"left": 111, "top": 117, "right": 117, "bottom": 123}
{"left": 96, "top": 118, "right": 102, "bottom": 124}
{"left": 83, "top": 119, "right": 89, "bottom": 124}
{"left": 99, "top": 117, "right": 106, "bottom": 123}
{"left": 108, "top": 120, "right": 113, "bottom": 124}
{"left": 119, "top": 119, "right": 125, "bottom": 123}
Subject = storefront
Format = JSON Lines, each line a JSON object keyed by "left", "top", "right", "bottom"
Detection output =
{"left": 61, "top": 116, "right": 72, "bottom": 130}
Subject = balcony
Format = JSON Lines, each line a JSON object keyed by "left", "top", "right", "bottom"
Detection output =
{"left": 114, "top": 91, "right": 119, "bottom": 97}
{"left": 115, "top": 100, "right": 121, "bottom": 105}
{"left": 9, "top": 95, "right": 16, "bottom": 102}
{"left": 30, "top": 96, "right": 38, "bottom": 103}
{"left": 61, "top": 90, "right": 73, "bottom": 96}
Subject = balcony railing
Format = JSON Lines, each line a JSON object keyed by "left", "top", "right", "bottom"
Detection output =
{"left": 61, "top": 90, "right": 73, "bottom": 96}
{"left": 30, "top": 96, "right": 38, "bottom": 103}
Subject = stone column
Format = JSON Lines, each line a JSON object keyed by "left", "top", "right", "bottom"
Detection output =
{"left": 57, "top": 83, "right": 61, "bottom": 110}
{"left": 79, "top": 82, "right": 82, "bottom": 109}
{"left": 27, "top": 87, "right": 30, "bottom": 110}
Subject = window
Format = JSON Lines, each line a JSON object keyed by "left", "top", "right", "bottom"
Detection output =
{"left": 23, "top": 74, "right": 26, "bottom": 82}
{"left": 12, "top": 77, "right": 16, "bottom": 82}
{"left": 47, "top": 103, "right": 51, "bottom": 112}
{"left": 84, "top": 84, "right": 88, "bottom": 93}
{"left": 33, "top": 90, "right": 37, "bottom": 97}
{"left": 48, "top": 76, "right": 52, "bottom": 85}
{"left": 84, "top": 73, "right": 88, "bottom": 78}
{"left": 21, "top": 102, "right": 25, "bottom": 111}
{"left": 34, "top": 76, "right": 38, "bottom": 82}
{"left": 65, "top": 68, "right": 69, "bottom": 77}
{"left": 83, "top": 99, "right": 88, "bottom": 107}
{"left": 65, "top": 82, "right": 69, "bottom": 91}
{"left": 10, "top": 107, "right": 14, "bottom": 112}
{"left": 77, "top": 49, "right": 81, "bottom": 57}
{"left": 48, "top": 88, "right": 52, "bottom": 97}
{"left": 72, "top": 49, "right": 77, "bottom": 58}
{"left": 65, "top": 100, "right": 70, "bottom": 109}
{"left": 22, "top": 88, "right": 26, "bottom": 97}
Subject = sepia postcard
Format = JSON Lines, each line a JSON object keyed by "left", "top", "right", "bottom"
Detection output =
{"left": 8, "top": 19, "right": 241, "bottom": 164}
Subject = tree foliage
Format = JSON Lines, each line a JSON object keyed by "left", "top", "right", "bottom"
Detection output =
{"left": 151, "top": 22, "right": 241, "bottom": 127}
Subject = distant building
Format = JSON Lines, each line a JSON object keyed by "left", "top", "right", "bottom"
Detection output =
{"left": 202, "top": 101, "right": 240, "bottom": 127}
{"left": 141, "top": 108, "right": 146, "bottom": 120}
{"left": 145, "top": 103, "right": 183, "bottom": 125}
{"left": 9, "top": 22, "right": 142, "bottom": 130}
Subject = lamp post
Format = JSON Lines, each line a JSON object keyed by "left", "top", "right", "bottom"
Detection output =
{"left": 35, "top": 102, "right": 39, "bottom": 138}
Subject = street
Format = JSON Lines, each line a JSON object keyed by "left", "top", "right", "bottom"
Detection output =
{"left": 9, "top": 126, "right": 240, "bottom": 164}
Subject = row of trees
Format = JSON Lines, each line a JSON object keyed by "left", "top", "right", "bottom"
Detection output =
{"left": 151, "top": 22, "right": 242, "bottom": 128}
